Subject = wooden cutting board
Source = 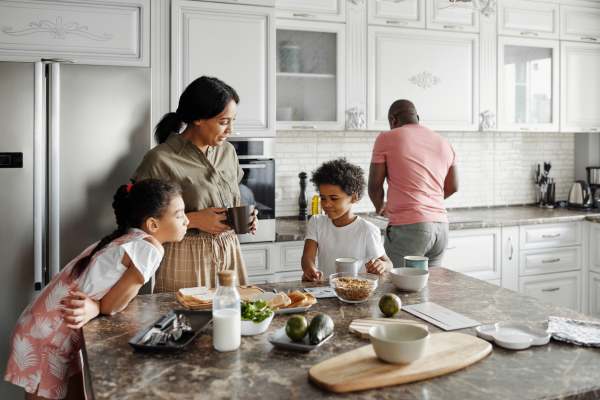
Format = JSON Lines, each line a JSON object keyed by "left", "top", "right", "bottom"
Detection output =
{"left": 349, "top": 318, "right": 428, "bottom": 339}
{"left": 309, "top": 332, "right": 492, "bottom": 393}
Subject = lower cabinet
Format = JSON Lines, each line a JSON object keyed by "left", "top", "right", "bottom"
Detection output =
{"left": 590, "top": 272, "right": 600, "bottom": 317}
{"left": 241, "top": 240, "right": 304, "bottom": 283}
{"left": 519, "top": 271, "right": 582, "bottom": 311}
{"left": 444, "top": 228, "right": 501, "bottom": 281}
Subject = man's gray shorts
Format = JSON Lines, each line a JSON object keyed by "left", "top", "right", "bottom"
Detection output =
{"left": 384, "top": 222, "right": 449, "bottom": 269}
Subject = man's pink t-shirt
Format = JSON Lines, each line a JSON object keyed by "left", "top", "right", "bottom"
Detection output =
{"left": 371, "top": 124, "right": 456, "bottom": 226}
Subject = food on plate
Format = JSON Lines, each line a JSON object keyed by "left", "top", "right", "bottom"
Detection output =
{"left": 286, "top": 290, "right": 317, "bottom": 309}
{"left": 332, "top": 276, "right": 374, "bottom": 301}
{"left": 379, "top": 293, "right": 402, "bottom": 317}
{"left": 241, "top": 300, "right": 273, "bottom": 323}
{"left": 285, "top": 315, "right": 308, "bottom": 342}
{"left": 307, "top": 313, "right": 334, "bottom": 345}
{"left": 267, "top": 292, "right": 292, "bottom": 309}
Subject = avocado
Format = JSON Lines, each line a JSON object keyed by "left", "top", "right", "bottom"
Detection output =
{"left": 307, "top": 313, "right": 334, "bottom": 345}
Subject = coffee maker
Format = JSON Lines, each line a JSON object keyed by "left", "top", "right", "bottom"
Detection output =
{"left": 586, "top": 166, "right": 600, "bottom": 208}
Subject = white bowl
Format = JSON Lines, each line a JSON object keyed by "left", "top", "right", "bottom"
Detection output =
{"left": 241, "top": 312, "right": 274, "bottom": 336}
{"left": 390, "top": 268, "right": 429, "bottom": 291}
{"left": 369, "top": 324, "right": 429, "bottom": 364}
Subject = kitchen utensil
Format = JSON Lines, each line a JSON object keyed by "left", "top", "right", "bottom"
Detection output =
{"left": 329, "top": 272, "right": 378, "bottom": 303}
{"left": 335, "top": 257, "right": 361, "bottom": 274}
{"left": 586, "top": 166, "right": 600, "bottom": 185}
{"left": 390, "top": 268, "right": 429, "bottom": 291}
{"left": 308, "top": 332, "right": 492, "bottom": 393}
{"left": 402, "top": 302, "right": 480, "bottom": 331}
{"left": 349, "top": 318, "right": 428, "bottom": 339}
{"left": 567, "top": 180, "right": 592, "bottom": 208}
{"left": 268, "top": 327, "right": 333, "bottom": 352}
{"left": 369, "top": 324, "right": 430, "bottom": 364}
{"left": 475, "top": 322, "right": 550, "bottom": 350}
{"left": 226, "top": 205, "right": 254, "bottom": 234}
{"left": 279, "top": 41, "right": 301, "bottom": 72}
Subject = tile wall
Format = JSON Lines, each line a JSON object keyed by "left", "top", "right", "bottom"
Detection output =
{"left": 274, "top": 130, "right": 575, "bottom": 217}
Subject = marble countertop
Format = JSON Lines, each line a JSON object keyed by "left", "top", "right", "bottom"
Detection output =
{"left": 82, "top": 268, "right": 600, "bottom": 400}
{"left": 276, "top": 206, "right": 600, "bottom": 242}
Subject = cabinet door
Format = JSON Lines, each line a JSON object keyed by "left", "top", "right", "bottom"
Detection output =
{"left": 560, "top": 42, "right": 600, "bottom": 133}
{"left": 590, "top": 272, "right": 600, "bottom": 317}
{"left": 275, "top": 0, "right": 345, "bottom": 22}
{"left": 0, "top": 0, "right": 149, "bottom": 66}
{"left": 368, "top": 0, "right": 425, "bottom": 29}
{"left": 497, "top": 37, "right": 559, "bottom": 132}
{"left": 590, "top": 223, "right": 600, "bottom": 273}
{"left": 240, "top": 243, "right": 275, "bottom": 276}
{"left": 519, "top": 246, "right": 582, "bottom": 276}
{"left": 276, "top": 19, "right": 345, "bottom": 130}
{"left": 519, "top": 222, "right": 581, "bottom": 250}
{"left": 498, "top": 0, "right": 559, "bottom": 39}
{"left": 444, "top": 228, "right": 501, "bottom": 281}
{"left": 519, "top": 271, "right": 581, "bottom": 312}
{"left": 367, "top": 27, "right": 478, "bottom": 131}
{"left": 278, "top": 241, "right": 304, "bottom": 272}
{"left": 426, "top": 0, "right": 479, "bottom": 33}
{"left": 560, "top": 6, "right": 600, "bottom": 43}
{"left": 172, "top": 1, "right": 275, "bottom": 137}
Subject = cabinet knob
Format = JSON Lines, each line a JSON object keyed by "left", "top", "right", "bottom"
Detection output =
{"left": 520, "top": 31, "right": 539, "bottom": 37}
{"left": 541, "top": 233, "right": 560, "bottom": 239}
{"left": 386, "top": 20, "right": 407, "bottom": 25}
{"left": 291, "top": 125, "right": 316, "bottom": 129}
{"left": 541, "top": 258, "right": 561, "bottom": 264}
{"left": 541, "top": 287, "right": 560, "bottom": 292}
{"left": 293, "top": 13, "right": 315, "bottom": 18}
{"left": 443, "top": 25, "right": 462, "bottom": 30}
{"left": 581, "top": 36, "right": 598, "bottom": 42}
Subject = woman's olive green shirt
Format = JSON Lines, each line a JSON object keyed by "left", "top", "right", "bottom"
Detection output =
{"left": 133, "top": 133, "right": 243, "bottom": 212}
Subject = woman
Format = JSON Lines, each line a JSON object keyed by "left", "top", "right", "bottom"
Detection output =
{"left": 133, "top": 76, "right": 255, "bottom": 291}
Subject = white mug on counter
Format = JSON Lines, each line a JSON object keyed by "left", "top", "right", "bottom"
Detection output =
{"left": 335, "top": 257, "right": 361, "bottom": 275}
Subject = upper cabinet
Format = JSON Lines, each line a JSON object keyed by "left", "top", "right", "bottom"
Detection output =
{"left": 276, "top": 19, "right": 345, "bottom": 130}
{"left": 560, "top": 5, "right": 600, "bottom": 43}
{"left": 498, "top": 0, "right": 559, "bottom": 39}
{"left": 497, "top": 37, "right": 559, "bottom": 132}
{"left": 560, "top": 42, "right": 600, "bottom": 133}
{"left": 367, "top": 27, "right": 479, "bottom": 131}
{"left": 171, "top": 0, "right": 275, "bottom": 137}
{"left": 426, "top": 0, "right": 479, "bottom": 33}
{"left": 0, "top": 0, "right": 149, "bottom": 66}
{"left": 368, "top": 0, "right": 426, "bottom": 29}
{"left": 275, "top": 0, "right": 345, "bottom": 22}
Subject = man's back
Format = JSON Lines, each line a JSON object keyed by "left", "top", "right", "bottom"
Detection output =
{"left": 371, "top": 123, "right": 455, "bottom": 225}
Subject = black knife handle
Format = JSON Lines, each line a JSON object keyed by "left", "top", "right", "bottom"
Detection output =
{"left": 154, "top": 313, "right": 176, "bottom": 330}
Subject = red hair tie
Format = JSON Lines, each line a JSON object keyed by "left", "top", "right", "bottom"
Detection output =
{"left": 126, "top": 183, "right": 133, "bottom": 193}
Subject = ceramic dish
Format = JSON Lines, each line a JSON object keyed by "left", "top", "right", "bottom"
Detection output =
{"left": 241, "top": 312, "right": 274, "bottom": 336}
{"left": 369, "top": 324, "right": 430, "bottom": 364}
{"left": 329, "top": 272, "right": 378, "bottom": 303}
{"left": 390, "top": 268, "right": 429, "bottom": 292}
{"left": 268, "top": 327, "right": 333, "bottom": 352}
{"left": 475, "top": 322, "right": 550, "bottom": 350}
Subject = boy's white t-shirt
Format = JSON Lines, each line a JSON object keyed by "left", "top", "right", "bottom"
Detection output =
{"left": 305, "top": 214, "right": 385, "bottom": 277}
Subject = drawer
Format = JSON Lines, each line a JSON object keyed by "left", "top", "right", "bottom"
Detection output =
{"left": 241, "top": 244, "right": 273, "bottom": 276}
{"left": 519, "top": 246, "right": 582, "bottom": 276}
{"left": 443, "top": 228, "right": 501, "bottom": 281}
{"left": 519, "top": 222, "right": 581, "bottom": 250}
{"left": 278, "top": 241, "right": 304, "bottom": 272}
{"left": 519, "top": 271, "right": 581, "bottom": 311}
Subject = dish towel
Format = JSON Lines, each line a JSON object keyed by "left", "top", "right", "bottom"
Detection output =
{"left": 548, "top": 316, "right": 600, "bottom": 347}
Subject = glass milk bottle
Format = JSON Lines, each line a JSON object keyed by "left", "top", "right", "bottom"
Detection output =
{"left": 212, "top": 271, "right": 241, "bottom": 352}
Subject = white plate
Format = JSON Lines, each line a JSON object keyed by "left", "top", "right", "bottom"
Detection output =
{"left": 475, "top": 322, "right": 550, "bottom": 350}
{"left": 275, "top": 306, "right": 312, "bottom": 315}
{"left": 268, "top": 327, "right": 333, "bottom": 352}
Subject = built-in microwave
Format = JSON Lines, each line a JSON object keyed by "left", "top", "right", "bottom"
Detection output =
{"left": 229, "top": 138, "right": 276, "bottom": 243}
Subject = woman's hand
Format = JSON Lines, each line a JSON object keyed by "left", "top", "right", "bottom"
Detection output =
{"left": 187, "top": 208, "right": 229, "bottom": 234}
{"left": 302, "top": 266, "right": 322, "bottom": 282}
{"left": 365, "top": 258, "right": 387, "bottom": 275}
{"left": 249, "top": 208, "right": 258, "bottom": 235}
{"left": 61, "top": 291, "right": 100, "bottom": 329}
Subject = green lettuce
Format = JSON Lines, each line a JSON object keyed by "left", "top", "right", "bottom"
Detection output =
{"left": 241, "top": 300, "right": 273, "bottom": 323}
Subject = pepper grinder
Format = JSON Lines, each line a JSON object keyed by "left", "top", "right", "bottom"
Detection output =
{"left": 298, "top": 172, "right": 308, "bottom": 220}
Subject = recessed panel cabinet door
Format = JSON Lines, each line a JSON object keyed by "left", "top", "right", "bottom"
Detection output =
{"left": 560, "top": 6, "right": 600, "bottom": 43}
{"left": 172, "top": 1, "right": 275, "bottom": 137}
{"left": 275, "top": 0, "right": 345, "bottom": 22}
{"left": 426, "top": 0, "right": 479, "bottom": 33}
{"left": 368, "top": 0, "right": 426, "bottom": 28}
{"left": 498, "top": 0, "right": 559, "bottom": 39}
{"left": 367, "top": 27, "right": 478, "bottom": 131}
{"left": 560, "top": 42, "right": 600, "bottom": 133}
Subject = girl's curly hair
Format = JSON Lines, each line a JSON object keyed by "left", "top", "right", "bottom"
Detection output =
{"left": 311, "top": 158, "right": 366, "bottom": 199}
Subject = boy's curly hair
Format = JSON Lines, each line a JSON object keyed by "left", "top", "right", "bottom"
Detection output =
{"left": 311, "top": 158, "right": 366, "bottom": 200}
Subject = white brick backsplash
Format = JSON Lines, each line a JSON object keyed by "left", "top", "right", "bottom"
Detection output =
{"left": 274, "top": 130, "right": 575, "bottom": 217}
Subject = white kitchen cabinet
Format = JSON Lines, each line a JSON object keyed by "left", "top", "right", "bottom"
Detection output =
{"left": 519, "top": 222, "right": 582, "bottom": 250}
{"left": 240, "top": 243, "right": 276, "bottom": 277}
{"left": 209, "top": 0, "right": 275, "bottom": 6}
{"left": 367, "top": 0, "right": 426, "bottom": 29}
{"left": 497, "top": 37, "right": 559, "bottom": 132}
{"left": 501, "top": 226, "right": 519, "bottom": 291}
{"left": 276, "top": 19, "right": 345, "bottom": 130}
{"left": 426, "top": 0, "right": 479, "bottom": 33}
{"left": 171, "top": 0, "right": 275, "bottom": 137}
{"left": 498, "top": 0, "right": 559, "bottom": 39}
{"left": 0, "top": 0, "right": 149, "bottom": 66}
{"left": 444, "top": 228, "right": 501, "bottom": 281}
{"left": 519, "top": 246, "right": 582, "bottom": 276}
{"left": 242, "top": 241, "right": 304, "bottom": 283}
{"left": 560, "top": 5, "right": 600, "bottom": 44}
{"left": 273, "top": 270, "right": 303, "bottom": 282}
{"left": 275, "top": 0, "right": 345, "bottom": 22}
{"left": 560, "top": 42, "right": 600, "bottom": 133}
{"left": 367, "top": 27, "right": 478, "bottom": 131}
{"left": 520, "top": 271, "right": 581, "bottom": 311}
{"left": 590, "top": 223, "right": 600, "bottom": 273}
{"left": 590, "top": 272, "right": 600, "bottom": 317}
{"left": 278, "top": 241, "right": 304, "bottom": 272}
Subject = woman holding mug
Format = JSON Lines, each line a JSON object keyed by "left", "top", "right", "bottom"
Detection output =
{"left": 132, "top": 76, "right": 256, "bottom": 291}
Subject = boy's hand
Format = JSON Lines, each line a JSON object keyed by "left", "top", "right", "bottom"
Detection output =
{"left": 365, "top": 259, "right": 386, "bottom": 275}
{"left": 302, "top": 266, "right": 322, "bottom": 282}
{"left": 61, "top": 291, "right": 100, "bottom": 329}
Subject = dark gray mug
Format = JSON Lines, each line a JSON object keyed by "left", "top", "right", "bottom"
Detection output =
{"left": 226, "top": 205, "right": 254, "bottom": 234}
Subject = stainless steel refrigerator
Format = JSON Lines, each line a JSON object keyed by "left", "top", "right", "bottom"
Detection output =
{"left": 0, "top": 60, "right": 150, "bottom": 399}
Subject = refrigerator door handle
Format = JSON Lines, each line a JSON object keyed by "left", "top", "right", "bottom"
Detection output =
{"left": 33, "top": 62, "right": 45, "bottom": 290}
{"left": 48, "top": 62, "right": 61, "bottom": 278}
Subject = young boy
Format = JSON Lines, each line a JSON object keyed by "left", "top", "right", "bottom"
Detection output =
{"left": 301, "top": 158, "right": 393, "bottom": 281}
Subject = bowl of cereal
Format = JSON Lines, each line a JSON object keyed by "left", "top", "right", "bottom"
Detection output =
{"left": 329, "top": 272, "right": 378, "bottom": 304}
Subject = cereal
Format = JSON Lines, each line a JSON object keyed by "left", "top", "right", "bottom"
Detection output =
{"left": 332, "top": 276, "right": 374, "bottom": 301}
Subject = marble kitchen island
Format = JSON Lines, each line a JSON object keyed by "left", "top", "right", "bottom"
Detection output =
{"left": 82, "top": 268, "right": 600, "bottom": 399}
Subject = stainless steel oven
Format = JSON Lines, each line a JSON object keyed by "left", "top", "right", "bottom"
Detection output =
{"left": 229, "top": 138, "right": 276, "bottom": 243}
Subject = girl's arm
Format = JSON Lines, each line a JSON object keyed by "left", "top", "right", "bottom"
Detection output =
{"left": 98, "top": 251, "right": 145, "bottom": 315}
{"left": 301, "top": 239, "right": 322, "bottom": 281}
{"left": 365, "top": 254, "right": 393, "bottom": 274}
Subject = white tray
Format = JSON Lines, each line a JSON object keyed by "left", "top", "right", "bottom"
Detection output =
{"left": 475, "top": 322, "right": 550, "bottom": 350}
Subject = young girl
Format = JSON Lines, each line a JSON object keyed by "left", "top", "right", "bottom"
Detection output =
{"left": 4, "top": 179, "right": 188, "bottom": 400}
{"left": 301, "top": 158, "right": 393, "bottom": 281}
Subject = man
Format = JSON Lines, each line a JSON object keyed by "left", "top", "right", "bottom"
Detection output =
{"left": 368, "top": 99, "right": 458, "bottom": 268}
